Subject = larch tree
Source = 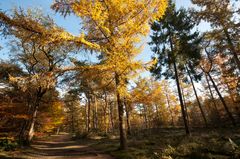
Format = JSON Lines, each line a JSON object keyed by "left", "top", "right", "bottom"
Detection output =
{"left": 0, "top": 0, "right": 168, "bottom": 149}
{"left": 0, "top": 10, "right": 75, "bottom": 145}
{"left": 51, "top": 0, "right": 168, "bottom": 150}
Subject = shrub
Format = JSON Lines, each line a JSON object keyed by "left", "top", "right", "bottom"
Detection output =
{"left": 0, "top": 138, "right": 18, "bottom": 151}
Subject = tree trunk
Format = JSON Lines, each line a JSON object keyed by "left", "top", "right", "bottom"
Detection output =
{"left": 115, "top": 73, "right": 127, "bottom": 150}
{"left": 56, "top": 127, "right": 60, "bottom": 135}
{"left": 104, "top": 91, "right": 108, "bottom": 133}
{"left": 181, "top": 82, "right": 190, "bottom": 128}
{"left": 87, "top": 94, "right": 91, "bottom": 132}
{"left": 207, "top": 72, "right": 236, "bottom": 126}
{"left": 109, "top": 102, "right": 114, "bottom": 133}
{"left": 26, "top": 95, "right": 41, "bottom": 144}
{"left": 92, "top": 95, "right": 98, "bottom": 130}
{"left": 205, "top": 73, "right": 221, "bottom": 120}
{"left": 186, "top": 66, "right": 208, "bottom": 127}
{"left": 169, "top": 34, "right": 190, "bottom": 134}
{"left": 124, "top": 98, "right": 131, "bottom": 136}
{"left": 173, "top": 60, "right": 190, "bottom": 135}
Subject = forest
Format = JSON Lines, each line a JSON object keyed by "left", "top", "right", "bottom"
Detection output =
{"left": 0, "top": 0, "right": 239, "bottom": 159}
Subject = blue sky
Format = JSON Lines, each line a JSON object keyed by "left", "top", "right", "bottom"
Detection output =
{"left": 0, "top": 0, "right": 195, "bottom": 61}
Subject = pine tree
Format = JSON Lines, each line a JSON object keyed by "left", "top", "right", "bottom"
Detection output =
{"left": 149, "top": 2, "right": 202, "bottom": 134}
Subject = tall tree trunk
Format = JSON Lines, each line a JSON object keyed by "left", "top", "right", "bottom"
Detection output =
{"left": 109, "top": 102, "right": 114, "bottom": 132}
{"left": 207, "top": 72, "right": 236, "bottom": 126}
{"left": 173, "top": 60, "right": 190, "bottom": 135}
{"left": 27, "top": 107, "right": 38, "bottom": 142}
{"left": 181, "top": 84, "right": 190, "bottom": 127}
{"left": 104, "top": 91, "right": 108, "bottom": 133}
{"left": 92, "top": 95, "right": 95, "bottom": 130}
{"left": 115, "top": 73, "right": 127, "bottom": 150}
{"left": 26, "top": 94, "right": 42, "bottom": 144}
{"left": 92, "top": 95, "right": 98, "bottom": 130}
{"left": 186, "top": 66, "right": 208, "bottom": 127}
{"left": 87, "top": 94, "right": 91, "bottom": 132}
{"left": 205, "top": 73, "right": 221, "bottom": 121}
{"left": 124, "top": 98, "right": 131, "bottom": 136}
{"left": 169, "top": 35, "right": 190, "bottom": 134}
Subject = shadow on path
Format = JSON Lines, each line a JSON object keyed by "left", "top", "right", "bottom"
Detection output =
{"left": 23, "top": 133, "right": 114, "bottom": 159}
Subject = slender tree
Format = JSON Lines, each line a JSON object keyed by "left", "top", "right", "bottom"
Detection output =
{"left": 150, "top": 2, "right": 202, "bottom": 135}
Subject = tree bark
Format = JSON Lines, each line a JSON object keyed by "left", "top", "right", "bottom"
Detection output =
{"left": 173, "top": 60, "right": 190, "bottom": 135}
{"left": 207, "top": 72, "right": 236, "bottom": 126}
{"left": 26, "top": 94, "right": 42, "bottom": 144}
{"left": 104, "top": 91, "right": 108, "bottom": 133}
{"left": 115, "top": 73, "right": 127, "bottom": 150}
{"left": 169, "top": 34, "right": 190, "bottom": 134}
{"left": 186, "top": 66, "right": 208, "bottom": 127}
{"left": 124, "top": 98, "right": 131, "bottom": 136}
{"left": 87, "top": 94, "right": 91, "bottom": 132}
{"left": 93, "top": 95, "right": 98, "bottom": 130}
{"left": 205, "top": 73, "right": 221, "bottom": 120}
{"left": 109, "top": 102, "right": 114, "bottom": 133}
{"left": 181, "top": 84, "right": 190, "bottom": 128}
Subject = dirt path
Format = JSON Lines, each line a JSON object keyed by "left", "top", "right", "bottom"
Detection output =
{"left": 22, "top": 134, "right": 114, "bottom": 159}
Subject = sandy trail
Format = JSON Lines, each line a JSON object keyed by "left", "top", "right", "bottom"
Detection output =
{"left": 23, "top": 134, "right": 114, "bottom": 159}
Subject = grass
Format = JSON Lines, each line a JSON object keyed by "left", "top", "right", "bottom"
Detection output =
{"left": 76, "top": 127, "right": 240, "bottom": 159}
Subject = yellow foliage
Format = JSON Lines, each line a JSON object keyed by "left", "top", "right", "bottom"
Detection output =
{"left": 71, "top": 0, "right": 168, "bottom": 96}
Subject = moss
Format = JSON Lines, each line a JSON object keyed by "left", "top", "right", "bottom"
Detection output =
{"left": 175, "top": 142, "right": 202, "bottom": 157}
{"left": 162, "top": 145, "right": 176, "bottom": 157}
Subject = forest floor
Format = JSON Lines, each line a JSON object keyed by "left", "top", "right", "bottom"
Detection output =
{"left": 1, "top": 128, "right": 240, "bottom": 159}
{"left": 0, "top": 133, "right": 114, "bottom": 159}
{"left": 77, "top": 127, "right": 240, "bottom": 159}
